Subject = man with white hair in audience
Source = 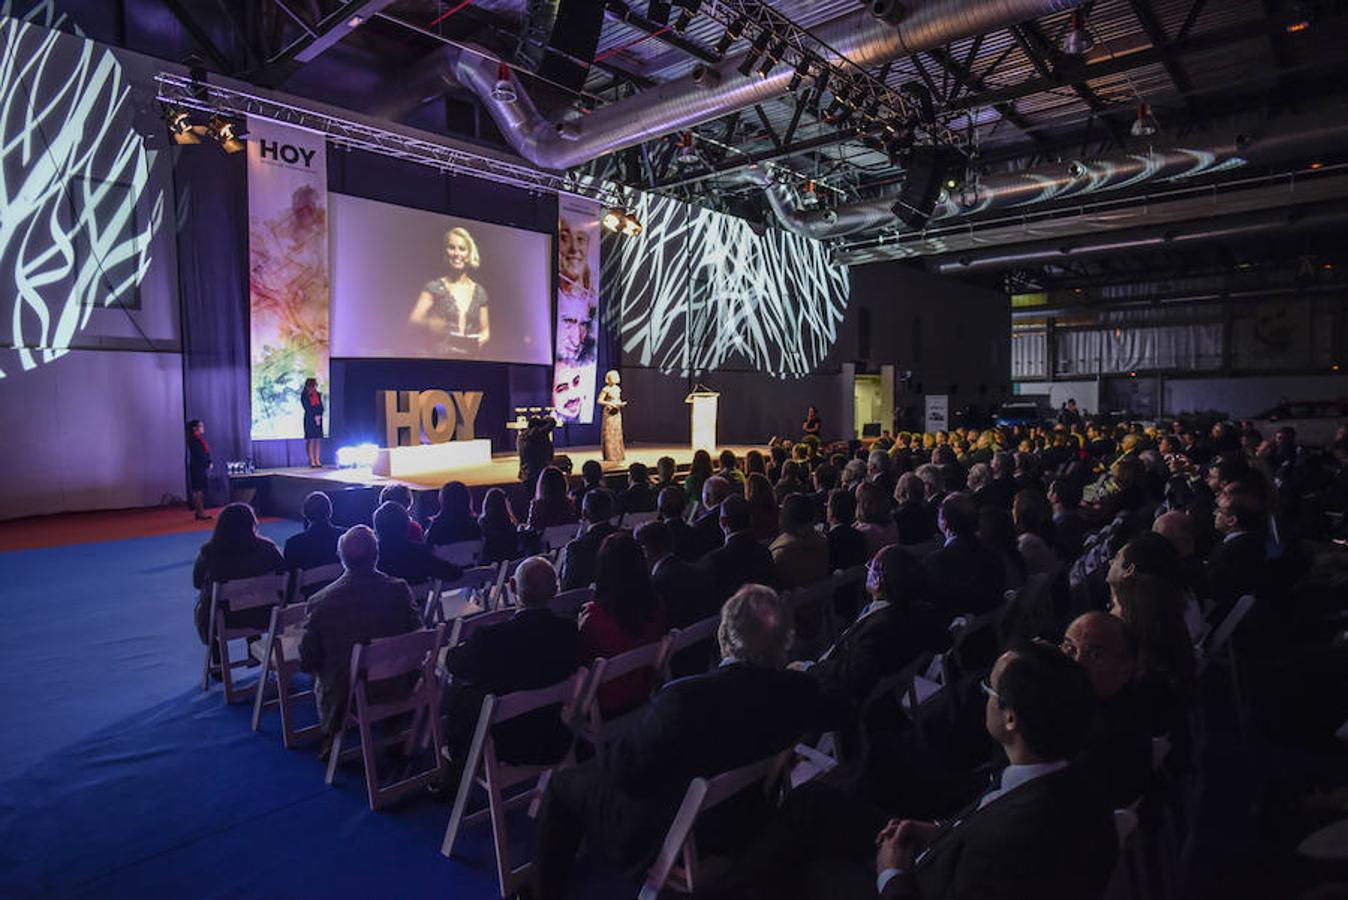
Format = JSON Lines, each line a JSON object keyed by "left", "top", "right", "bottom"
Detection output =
{"left": 299, "top": 525, "right": 420, "bottom": 757}
{"left": 867, "top": 449, "right": 896, "bottom": 505}
{"left": 532, "top": 584, "right": 844, "bottom": 900}
{"left": 689, "top": 474, "right": 733, "bottom": 559}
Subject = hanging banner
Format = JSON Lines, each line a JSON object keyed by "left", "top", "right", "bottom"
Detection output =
{"left": 552, "top": 194, "right": 600, "bottom": 424}
{"left": 246, "top": 118, "right": 330, "bottom": 439}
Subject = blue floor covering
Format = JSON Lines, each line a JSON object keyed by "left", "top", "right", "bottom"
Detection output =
{"left": 0, "top": 522, "right": 622, "bottom": 899}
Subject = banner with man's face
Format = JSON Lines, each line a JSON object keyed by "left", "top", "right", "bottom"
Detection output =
{"left": 553, "top": 195, "right": 600, "bottom": 424}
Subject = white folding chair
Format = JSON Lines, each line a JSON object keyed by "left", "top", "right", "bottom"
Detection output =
{"left": 446, "top": 607, "right": 515, "bottom": 651}
{"left": 1103, "top": 804, "right": 1146, "bottom": 900}
{"left": 202, "top": 573, "right": 288, "bottom": 703}
{"left": 1197, "top": 593, "right": 1256, "bottom": 732}
{"left": 623, "top": 511, "right": 657, "bottom": 529}
{"left": 489, "top": 557, "right": 527, "bottom": 610}
{"left": 549, "top": 586, "right": 594, "bottom": 620}
{"left": 290, "top": 562, "right": 343, "bottom": 603}
{"left": 408, "top": 578, "right": 442, "bottom": 617}
{"left": 250, "top": 603, "right": 321, "bottom": 747}
{"left": 541, "top": 523, "right": 580, "bottom": 554}
{"left": 441, "top": 669, "right": 588, "bottom": 898}
{"left": 424, "top": 565, "right": 497, "bottom": 626}
{"left": 638, "top": 748, "right": 794, "bottom": 900}
{"left": 662, "top": 615, "right": 720, "bottom": 679}
{"left": 432, "top": 539, "right": 483, "bottom": 568}
{"left": 324, "top": 625, "right": 446, "bottom": 811}
{"left": 575, "top": 637, "right": 672, "bottom": 764}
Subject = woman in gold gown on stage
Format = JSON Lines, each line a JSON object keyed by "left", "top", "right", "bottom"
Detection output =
{"left": 597, "top": 370, "right": 626, "bottom": 462}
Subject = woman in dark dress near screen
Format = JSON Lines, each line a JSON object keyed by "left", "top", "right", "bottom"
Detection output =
{"left": 301, "top": 378, "right": 323, "bottom": 467}
{"left": 409, "top": 227, "right": 491, "bottom": 354}
{"left": 187, "top": 419, "right": 212, "bottom": 520}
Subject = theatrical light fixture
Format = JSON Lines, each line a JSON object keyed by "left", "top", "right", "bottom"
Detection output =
{"left": 602, "top": 207, "right": 624, "bottom": 232}
{"left": 674, "top": 131, "right": 699, "bottom": 165}
{"left": 738, "top": 31, "right": 772, "bottom": 78}
{"left": 1283, "top": 0, "right": 1312, "bottom": 31}
{"left": 1061, "top": 10, "right": 1094, "bottom": 55}
{"left": 757, "top": 39, "right": 788, "bottom": 78}
{"left": 621, "top": 212, "right": 643, "bottom": 237}
{"left": 674, "top": 9, "right": 693, "bottom": 31}
{"left": 800, "top": 180, "right": 819, "bottom": 209}
{"left": 715, "top": 15, "right": 748, "bottom": 56}
{"left": 164, "top": 105, "right": 203, "bottom": 144}
{"left": 1130, "top": 102, "right": 1158, "bottom": 137}
{"left": 206, "top": 115, "right": 246, "bottom": 153}
{"left": 490, "top": 63, "right": 517, "bottom": 103}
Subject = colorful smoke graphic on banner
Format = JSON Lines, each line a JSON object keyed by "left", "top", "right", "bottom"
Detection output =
{"left": 247, "top": 118, "right": 329, "bottom": 439}
{"left": 552, "top": 194, "right": 601, "bottom": 424}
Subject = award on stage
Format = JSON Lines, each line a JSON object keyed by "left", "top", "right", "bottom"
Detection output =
{"left": 684, "top": 386, "right": 719, "bottom": 453}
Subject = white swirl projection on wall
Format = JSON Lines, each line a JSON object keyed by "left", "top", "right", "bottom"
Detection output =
{"left": 0, "top": 2, "right": 163, "bottom": 378}
{"left": 603, "top": 187, "right": 849, "bottom": 378}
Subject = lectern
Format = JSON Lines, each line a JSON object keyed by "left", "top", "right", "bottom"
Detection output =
{"left": 685, "top": 388, "right": 720, "bottom": 453}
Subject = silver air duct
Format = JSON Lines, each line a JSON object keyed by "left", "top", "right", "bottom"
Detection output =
{"left": 766, "top": 104, "right": 1348, "bottom": 239}
{"left": 449, "top": 0, "right": 1087, "bottom": 171}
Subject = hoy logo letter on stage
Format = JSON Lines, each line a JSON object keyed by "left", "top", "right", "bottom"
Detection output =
{"left": 258, "top": 139, "right": 317, "bottom": 167}
{"left": 378, "top": 390, "right": 484, "bottom": 448}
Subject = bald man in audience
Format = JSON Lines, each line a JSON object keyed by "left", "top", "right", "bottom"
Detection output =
{"left": 299, "top": 525, "right": 420, "bottom": 756}
{"left": 689, "top": 475, "right": 733, "bottom": 559}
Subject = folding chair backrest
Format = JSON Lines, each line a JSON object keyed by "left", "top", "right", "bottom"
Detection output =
{"left": 787, "top": 574, "right": 834, "bottom": 611}
{"left": 668, "top": 615, "right": 719, "bottom": 654}
{"left": 216, "top": 573, "right": 288, "bottom": 612}
{"left": 297, "top": 562, "right": 343, "bottom": 591}
{"left": 700, "top": 748, "right": 791, "bottom": 808}
{"left": 453, "top": 608, "right": 515, "bottom": 648}
{"left": 550, "top": 587, "right": 593, "bottom": 619}
{"left": 1204, "top": 593, "right": 1256, "bottom": 662}
{"left": 581, "top": 637, "right": 672, "bottom": 712}
{"left": 273, "top": 602, "right": 308, "bottom": 632}
{"left": 542, "top": 524, "right": 580, "bottom": 552}
{"left": 490, "top": 668, "right": 587, "bottom": 724}
{"left": 831, "top": 565, "right": 866, "bottom": 591}
{"left": 354, "top": 627, "right": 442, "bottom": 683}
{"left": 624, "top": 511, "right": 657, "bottom": 529}
{"left": 433, "top": 540, "right": 483, "bottom": 567}
{"left": 431, "top": 566, "right": 498, "bottom": 623}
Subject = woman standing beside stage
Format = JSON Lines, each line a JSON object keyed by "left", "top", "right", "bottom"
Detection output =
{"left": 186, "top": 419, "right": 212, "bottom": 521}
{"left": 301, "top": 378, "right": 323, "bottom": 467}
{"left": 597, "top": 370, "right": 627, "bottom": 463}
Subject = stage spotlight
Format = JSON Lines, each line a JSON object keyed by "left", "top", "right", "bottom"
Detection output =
{"left": 738, "top": 31, "right": 771, "bottom": 78}
{"left": 1130, "top": 101, "right": 1158, "bottom": 137}
{"left": 786, "top": 53, "right": 812, "bottom": 93}
{"left": 602, "top": 208, "right": 624, "bottom": 232}
{"left": 714, "top": 15, "right": 748, "bottom": 56}
{"left": 800, "top": 179, "right": 819, "bottom": 209}
{"left": 490, "top": 63, "right": 517, "bottom": 103}
{"left": 1061, "top": 10, "right": 1094, "bottom": 55}
{"left": 757, "top": 39, "right": 788, "bottom": 78}
{"left": 674, "top": 9, "right": 693, "bottom": 31}
{"left": 336, "top": 443, "right": 379, "bottom": 468}
{"left": 621, "top": 212, "right": 643, "bottom": 237}
{"left": 165, "top": 106, "right": 203, "bottom": 144}
{"left": 674, "top": 131, "right": 699, "bottom": 165}
{"left": 206, "top": 115, "right": 246, "bottom": 153}
{"left": 1282, "top": 0, "right": 1312, "bottom": 31}
{"left": 901, "top": 82, "right": 936, "bottom": 124}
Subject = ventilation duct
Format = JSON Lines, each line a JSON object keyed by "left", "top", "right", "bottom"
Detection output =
{"left": 764, "top": 103, "right": 1348, "bottom": 239}
{"left": 445, "top": 0, "right": 1087, "bottom": 171}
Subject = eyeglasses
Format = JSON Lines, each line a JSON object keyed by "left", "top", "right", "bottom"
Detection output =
{"left": 1060, "top": 639, "right": 1108, "bottom": 664}
{"left": 979, "top": 679, "right": 1002, "bottom": 702}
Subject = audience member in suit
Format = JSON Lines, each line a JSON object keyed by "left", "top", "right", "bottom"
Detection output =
{"left": 635, "top": 521, "right": 716, "bottom": 628}
{"left": 808, "top": 544, "right": 944, "bottom": 708}
{"left": 923, "top": 492, "right": 1008, "bottom": 623}
{"left": 373, "top": 501, "right": 462, "bottom": 587}
{"left": 984, "top": 450, "right": 1017, "bottom": 509}
{"left": 282, "top": 491, "right": 341, "bottom": 575}
{"left": 578, "top": 532, "right": 666, "bottom": 715}
{"left": 569, "top": 459, "right": 605, "bottom": 509}
{"left": 826, "top": 488, "right": 869, "bottom": 621}
{"left": 378, "top": 483, "right": 424, "bottom": 542}
{"left": 770, "top": 493, "right": 829, "bottom": 590}
{"left": 811, "top": 462, "right": 838, "bottom": 526}
{"left": 1012, "top": 488, "right": 1058, "bottom": 576}
{"left": 892, "top": 471, "right": 937, "bottom": 546}
{"left": 192, "top": 502, "right": 286, "bottom": 644}
{"left": 476, "top": 487, "right": 520, "bottom": 565}
{"left": 655, "top": 487, "right": 696, "bottom": 560}
{"left": 713, "top": 641, "right": 1115, "bottom": 900}
{"left": 1152, "top": 510, "right": 1209, "bottom": 640}
{"left": 867, "top": 449, "right": 897, "bottom": 507}
{"left": 652, "top": 455, "right": 678, "bottom": 495}
{"left": 689, "top": 475, "right": 733, "bottom": 560}
{"left": 424, "top": 481, "right": 482, "bottom": 547}
{"left": 967, "top": 462, "right": 998, "bottom": 508}
{"left": 855, "top": 480, "right": 900, "bottom": 560}
{"left": 699, "top": 494, "right": 777, "bottom": 604}
{"left": 560, "top": 488, "right": 618, "bottom": 590}
{"left": 298, "top": 525, "right": 421, "bottom": 752}
{"left": 524, "top": 465, "right": 579, "bottom": 532}
{"left": 1206, "top": 484, "right": 1266, "bottom": 624}
{"left": 439, "top": 556, "right": 579, "bottom": 785}
{"left": 746, "top": 472, "right": 781, "bottom": 543}
{"left": 1061, "top": 612, "right": 1153, "bottom": 808}
{"left": 618, "top": 461, "right": 656, "bottom": 515}
{"left": 716, "top": 448, "right": 747, "bottom": 494}
{"left": 533, "top": 585, "right": 844, "bottom": 900}
{"left": 1049, "top": 478, "right": 1087, "bottom": 563}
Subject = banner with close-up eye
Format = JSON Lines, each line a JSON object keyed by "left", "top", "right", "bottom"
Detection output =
{"left": 552, "top": 194, "right": 601, "bottom": 424}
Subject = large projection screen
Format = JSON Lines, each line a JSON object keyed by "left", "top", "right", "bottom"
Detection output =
{"left": 330, "top": 193, "right": 552, "bottom": 364}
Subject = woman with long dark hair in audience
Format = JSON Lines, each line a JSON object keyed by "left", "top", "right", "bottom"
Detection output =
{"left": 526, "top": 465, "right": 579, "bottom": 532}
{"left": 746, "top": 473, "right": 780, "bottom": 543}
{"left": 192, "top": 502, "right": 284, "bottom": 647}
{"left": 684, "top": 449, "right": 713, "bottom": 507}
{"left": 578, "top": 532, "right": 665, "bottom": 715}
{"left": 745, "top": 450, "right": 768, "bottom": 479}
{"left": 477, "top": 487, "right": 520, "bottom": 565}
{"left": 426, "top": 481, "right": 480, "bottom": 547}
{"left": 854, "top": 480, "right": 899, "bottom": 560}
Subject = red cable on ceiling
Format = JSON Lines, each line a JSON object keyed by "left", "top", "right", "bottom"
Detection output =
{"left": 593, "top": 24, "right": 671, "bottom": 64}
{"left": 428, "top": 0, "right": 475, "bottom": 28}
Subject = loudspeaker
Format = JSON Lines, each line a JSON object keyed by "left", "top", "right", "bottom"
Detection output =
{"left": 891, "top": 147, "right": 958, "bottom": 230}
{"left": 519, "top": 0, "right": 607, "bottom": 93}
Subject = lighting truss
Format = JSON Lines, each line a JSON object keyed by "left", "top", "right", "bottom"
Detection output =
{"left": 154, "top": 72, "right": 623, "bottom": 206}
{"left": 691, "top": 0, "right": 961, "bottom": 149}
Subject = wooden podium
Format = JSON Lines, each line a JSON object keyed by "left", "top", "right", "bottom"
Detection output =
{"left": 684, "top": 388, "right": 720, "bottom": 453}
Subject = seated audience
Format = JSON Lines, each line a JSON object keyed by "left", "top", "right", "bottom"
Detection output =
{"left": 635, "top": 521, "right": 715, "bottom": 627}
{"left": 700, "top": 494, "right": 777, "bottom": 603}
{"left": 1012, "top": 488, "right": 1058, "bottom": 575}
{"left": 655, "top": 486, "right": 696, "bottom": 559}
{"left": 770, "top": 493, "right": 829, "bottom": 590}
{"left": 867, "top": 449, "right": 896, "bottom": 503}
{"left": 378, "top": 483, "right": 424, "bottom": 541}
{"left": 525, "top": 466, "right": 579, "bottom": 532}
{"left": 560, "top": 488, "right": 618, "bottom": 590}
{"left": 570, "top": 459, "right": 605, "bottom": 508}
{"left": 855, "top": 480, "right": 900, "bottom": 560}
{"left": 192, "top": 502, "right": 286, "bottom": 644}
{"left": 373, "top": 501, "right": 462, "bottom": 586}
{"left": 979, "top": 505, "right": 1027, "bottom": 591}
{"left": 774, "top": 459, "right": 808, "bottom": 503}
{"left": 298, "top": 525, "right": 420, "bottom": 752}
{"left": 618, "top": 461, "right": 656, "bottom": 514}
{"left": 1048, "top": 478, "right": 1086, "bottom": 563}
{"left": 424, "top": 481, "right": 481, "bottom": 547}
{"left": 717, "top": 448, "right": 746, "bottom": 494}
{"left": 923, "top": 492, "right": 1007, "bottom": 622}
{"left": 578, "top": 532, "right": 666, "bottom": 715}
{"left": 746, "top": 472, "right": 781, "bottom": 543}
{"left": 811, "top": 462, "right": 838, "bottom": 524}
{"left": 683, "top": 448, "right": 714, "bottom": 506}
{"left": 1152, "top": 510, "right": 1208, "bottom": 640}
{"left": 826, "top": 488, "right": 869, "bottom": 620}
{"left": 689, "top": 475, "right": 733, "bottom": 559}
{"left": 477, "top": 487, "right": 521, "bottom": 565}
{"left": 891, "top": 471, "right": 937, "bottom": 545}
{"left": 1207, "top": 483, "right": 1267, "bottom": 623}
{"left": 653, "top": 455, "right": 678, "bottom": 493}
{"left": 533, "top": 585, "right": 843, "bottom": 899}
{"left": 283, "top": 491, "right": 341, "bottom": 573}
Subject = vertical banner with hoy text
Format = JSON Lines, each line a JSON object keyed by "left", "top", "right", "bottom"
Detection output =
{"left": 552, "top": 194, "right": 601, "bottom": 425}
{"left": 247, "top": 118, "right": 330, "bottom": 439}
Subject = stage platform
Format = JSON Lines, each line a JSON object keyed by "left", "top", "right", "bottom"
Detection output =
{"left": 232, "top": 443, "right": 766, "bottom": 522}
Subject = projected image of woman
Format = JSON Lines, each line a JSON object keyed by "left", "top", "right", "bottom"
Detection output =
{"left": 410, "top": 227, "right": 490, "bottom": 353}
{"left": 557, "top": 214, "right": 597, "bottom": 364}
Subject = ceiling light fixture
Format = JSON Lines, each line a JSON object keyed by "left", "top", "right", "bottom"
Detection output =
{"left": 602, "top": 208, "right": 624, "bottom": 232}
{"left": 206, "top": 115, "right": 246, "bottom": 153}
{"left": 164, "top": 105, "right": 202, "bottom": 144}
{"left": 1130, "top": 101, "right": 1158, "bottom": 137}
{"left": 674, "top": 131, "right": 699, "bottom": 165}
{"left": 1061, "top": 10, "right": 1094, "bottom": 55}
{"left": 787, "top": 54, "right": 811, "bottom": 92}
{"left": 715, "top": 15, "right": 748, "bottom": 56}
{"left": 490, "top": 62, "right": 517, "bottom": 103}
{"left": 758, "top": 39, "right": 788, "bottom": 78}
{"left": 621, "top": 212, "right": 643, "bottom": 237}
{"left": 738, "top": 31, "right": 771, "bottom": 78}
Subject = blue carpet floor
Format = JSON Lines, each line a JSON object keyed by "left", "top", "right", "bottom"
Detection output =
{"left": 0, "top": 523, "right": 623, "bottom": 899}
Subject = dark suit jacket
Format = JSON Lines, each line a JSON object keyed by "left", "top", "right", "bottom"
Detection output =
{"left": 1083, "top": 682, "right": 1154, "bottom": 809}
{"left": 443, "top": 607, "right": 579, "bottom": 764}
{"left": 892, "top": 500, "right": 937, "bottom": 545}
{"left": 619, "top": 483, "right": 656, "bottom": 514}
{"left": 651, "top": 553, "right": 718, "bottom": 628}
{"left": 376, "top": 537, "right": 462, "bottom": 586}
{"left": 663, "top": 516, "right": 697, "bottom": 561}
{"left": 551, "top": 663, "right": 843, "bottom": 868}
{"left": 884, "top": 764, "right": 1116, "bottom": 900}
{"left": 1204, "top": 531, "right": 1264, "bottom": 623}
{"left": 810, "top": 601, "right": 946, "bottom": 705}
{"left": 699, "top": 531, "right": 776, "bottom": 603}
{"left": 827, "top": 524, "right": 870, "bottom": 620}
{"left": 923, "top": 536, "right": 1007, "bottom": 622}
{"left": 283, "top": 522, "right": 341, "bottom": 572}
{"left": 299, "top": 571, "right": 421, "bottom": 734}
{"left": 1052, "top": 510, "right": 1087, "bottom": 563}
{"left": 689, "top": 508, "right": 725, "bottom": 560}
{"left": 560, "top": 521, "right": 617, "bottom": 590}
{"left": 425, "top": 513, "right": 481, "bottom": 547}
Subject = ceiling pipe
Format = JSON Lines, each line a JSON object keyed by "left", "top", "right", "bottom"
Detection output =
{"left": 764, "top": 102, "right": 1348, "bottom": 239}
{"left": 447, "top": 0, "right": 1088, "bottom": 171}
